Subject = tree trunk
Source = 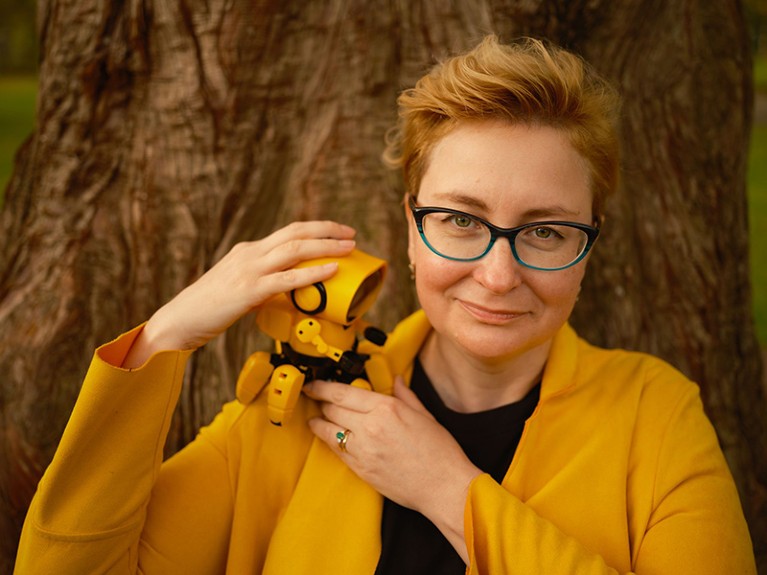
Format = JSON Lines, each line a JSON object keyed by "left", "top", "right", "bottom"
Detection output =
{"left": 0, "top": 0, "right": 764, "bottom": 571}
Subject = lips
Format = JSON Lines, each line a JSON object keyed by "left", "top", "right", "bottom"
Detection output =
{"left": 458, "top": 299, "right": 526, "bottom": 324}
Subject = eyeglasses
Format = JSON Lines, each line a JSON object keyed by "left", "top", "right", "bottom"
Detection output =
{"left": 408, "top": 196, "right": 599, "bottom": 271}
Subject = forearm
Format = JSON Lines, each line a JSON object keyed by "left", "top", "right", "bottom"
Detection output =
{"left": 419, "top": 463, "right": 482, "bottom": 564}
{"left": 464, "top": 474, "right": 620, "bottom": 574}
{"left": 463, "top": 472, "right": 755, "bottom": 575}
{"left": 16, "top": 327, "right": 193, "bottom": 573}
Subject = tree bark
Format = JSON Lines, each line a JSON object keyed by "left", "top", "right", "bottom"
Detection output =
{"left": 0, "top": 0, "right": 764, "bottom": 571}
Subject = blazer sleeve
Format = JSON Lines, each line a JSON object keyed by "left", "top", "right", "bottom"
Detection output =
{"left": 629, "top": 379, "right": 756, "bottom": 574}
{"left": 464, "top": 475, "right": 621, "bottom": 574}
{"left": 463, "top": 380, "right": 756, "bottom": 574}
{"left": 14, "top": 326, "right": 237, "bottom": 575}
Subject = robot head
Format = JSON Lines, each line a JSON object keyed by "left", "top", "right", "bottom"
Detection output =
{"left": 290, "top": 249, "right": 386, "bottom": 325}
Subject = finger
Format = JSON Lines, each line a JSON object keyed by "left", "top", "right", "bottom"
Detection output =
{"left": 259, "top": 220, "right": 357, "bottom": 254}
{"left": 303, "top": 380, "right": 377, "bottom": 413}
{"left": 250, "top": 235, "right": 356, "bottom": 275}
{"left": 307, "top": 416, "right": 354, "bottom": 456}
{"left": 242, "top": 236, "right": 357, "bottom": 307}
{"left": 318, "top": 400, "right": 367, "bottom": 433}
{"left": 252, "top": 261, "right": 340, "bottom": 304}
{"left": 224, "top": 220, "right": 355, "bottom": 277}
{"left": 253, "top": 235, "right": 355, "bottom": 282}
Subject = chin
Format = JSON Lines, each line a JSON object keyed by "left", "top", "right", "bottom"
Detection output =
{"left": 449, "top": 326, "right": 547, "bottom": 363}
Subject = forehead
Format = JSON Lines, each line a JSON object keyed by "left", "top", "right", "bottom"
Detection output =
{"left": 418, "top": 120, "right": 592, "bottom": 222}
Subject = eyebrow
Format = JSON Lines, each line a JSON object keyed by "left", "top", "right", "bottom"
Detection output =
{"left": 427, "top": 191, "right": 582, "bottom": 219}
{"left": 522, "top": 206, "right": 582, "bottom": 219}
{"left": 428, "top": 192, "right": 489, "bottom": 212}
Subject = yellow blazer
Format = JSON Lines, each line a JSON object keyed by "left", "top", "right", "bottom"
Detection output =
{"left": 15, "top": 311, "right": 756, "bottom": 574}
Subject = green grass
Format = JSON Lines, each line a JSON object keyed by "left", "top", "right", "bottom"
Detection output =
{"left": 0, "top": 75, "right": 37, "bottom": 206}
{"left": 748, "top": 123, "right": 767, "bottom": 345}
{"left": 755, "top": 52, "right": 767, "bottom": 93}
{"left": 751, "top": 51, "right": 767, "bottom": 345}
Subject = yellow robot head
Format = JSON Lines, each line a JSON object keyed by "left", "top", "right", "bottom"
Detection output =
{"left": 290, "top": 249, "right": 386, "bottom": 325}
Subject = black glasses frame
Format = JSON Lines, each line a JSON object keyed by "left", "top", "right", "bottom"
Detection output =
{"left": 408, "top": 196, "right": 600, "bottom": 271}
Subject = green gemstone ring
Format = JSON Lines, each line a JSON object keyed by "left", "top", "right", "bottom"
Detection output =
{"left": 336, "top": 429, "right": 351, "bottom": 452}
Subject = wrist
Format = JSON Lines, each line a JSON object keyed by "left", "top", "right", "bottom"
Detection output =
{"left": 122, "top": 313, "right": 193, "bottom": 369}
{"left": 418, "top": 461, "right": 481, "bottom": 563}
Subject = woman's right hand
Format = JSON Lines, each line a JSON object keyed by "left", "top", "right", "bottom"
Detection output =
{"left": 122, "top": 221, "right": 357, "bottom": 368}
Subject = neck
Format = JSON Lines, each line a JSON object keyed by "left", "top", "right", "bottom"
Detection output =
{"left": 418, "top": 332, "right": 550, "bottom": 413}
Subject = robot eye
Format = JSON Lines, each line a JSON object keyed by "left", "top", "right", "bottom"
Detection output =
{"left": 290, "top": 283, "right": 327, "bottom": 315}
{"left": 347, "top": 270, "right": 384, "bottom": 322}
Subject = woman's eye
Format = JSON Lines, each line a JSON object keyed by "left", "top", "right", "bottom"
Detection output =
{"left": 439, "top": 213, "right": 478, "bottom": 229}
{"left": 531, "top": 226, "right": 563, "bottom": 240}
{"left": 451, "top": 215, "right": 474, "bottom": 228}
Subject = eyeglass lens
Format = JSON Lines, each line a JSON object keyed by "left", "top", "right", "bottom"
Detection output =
{"left": 420, "top": 212, "right": 590, "bottom": 269}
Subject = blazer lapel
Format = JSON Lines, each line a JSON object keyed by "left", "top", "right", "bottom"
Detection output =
{"left": 263, "top": 437, "right": 382, "bottom": 574}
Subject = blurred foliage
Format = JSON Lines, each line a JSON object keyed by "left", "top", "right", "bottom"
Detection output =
{"left": 749, "top": 124, "right": 767, "bottom": 346}
{"left": 0, "top": 77, "right": 36, "bottom": 207}
{"left": 745, "top": 0, "right": 766, "bottom": 55}
{"left": 0, "top": 0, "right": 37, "bottom": 73}
{"left": 756, "top": 53, "right": 767, "bottom": 91}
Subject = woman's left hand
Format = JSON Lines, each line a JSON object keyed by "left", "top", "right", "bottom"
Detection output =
{"left": 304, "top": 378, "right": 482, "bottom": 561}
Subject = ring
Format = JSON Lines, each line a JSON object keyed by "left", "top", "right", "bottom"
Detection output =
{"left": 336, "top": 429, "right": 351, "bottom": 453}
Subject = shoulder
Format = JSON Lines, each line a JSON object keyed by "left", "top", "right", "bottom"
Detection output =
{"left": 573, "top": 327, "right": 698, "bottom": 401}
{"left": 545, "top": 324, "right": 699, "bottom": 411}
{"left": 542, "top": 325, "right": 708, "bottom": 449}
{"left": 547, "top": 328, "right": 726, "bottom": 484}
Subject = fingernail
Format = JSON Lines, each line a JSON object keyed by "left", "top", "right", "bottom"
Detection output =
{"left": 338, "top": 239, "right": 356, "bottom": 248}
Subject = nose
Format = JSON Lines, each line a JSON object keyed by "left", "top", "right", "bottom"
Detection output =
{"left": 471, "top": 237, "right": 524, "bottom": 294}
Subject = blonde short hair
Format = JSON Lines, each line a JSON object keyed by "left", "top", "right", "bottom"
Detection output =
{"left": 384, "top": 35, "right": 620, "bottom": 221}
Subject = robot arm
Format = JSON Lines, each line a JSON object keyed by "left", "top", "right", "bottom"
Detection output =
{"left": 294, "top": 318, "right": 345, "bottom": 362}
{"left": 235, "top": 350, "right": 308, "bottom": 426}
{"left": 235, "top": 351, "right": 275, "bottom": 405}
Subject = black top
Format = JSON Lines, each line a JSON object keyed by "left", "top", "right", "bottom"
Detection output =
{"left": 375, "top": 359, "right": 541, "bottom": 575}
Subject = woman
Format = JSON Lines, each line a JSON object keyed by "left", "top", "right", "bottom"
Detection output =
{"left": 15, "top": 36, "right": 755, "bottom": 574}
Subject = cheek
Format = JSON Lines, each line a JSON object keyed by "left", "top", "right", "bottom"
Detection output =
{"left": 412, "top": 248, "right": 469, "bottom": 308}
{"left": 413, "top": 242, "right": 464, "bottom": 281}
{"left": 530, "top": 267, "right": 584, "bottom": 309}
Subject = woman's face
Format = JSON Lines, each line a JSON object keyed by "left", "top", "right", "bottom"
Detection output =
{"left": 407, "top": 120, "right": 594, "bottom": 364}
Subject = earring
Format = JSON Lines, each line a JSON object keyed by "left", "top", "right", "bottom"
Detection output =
{"left": 408, "top": 262, "right": 416, "bottom": 280}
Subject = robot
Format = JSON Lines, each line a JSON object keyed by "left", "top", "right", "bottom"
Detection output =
{"left": 235, "top": 249, "right": 393, "bottom": 426}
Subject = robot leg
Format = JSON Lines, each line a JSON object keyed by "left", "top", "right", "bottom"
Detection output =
{"left": 236, "top": 351, "right": 275, "bottom": 405}
{"left": 267, "top": 364, "right": 306, "bottom": 426}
